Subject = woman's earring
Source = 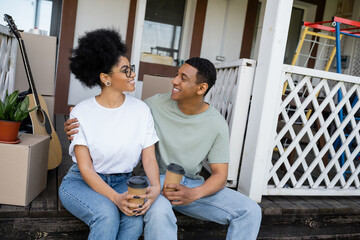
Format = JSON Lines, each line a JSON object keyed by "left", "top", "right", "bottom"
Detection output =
{"left": 105, "top": 81, "right": 111, "bottom": 87}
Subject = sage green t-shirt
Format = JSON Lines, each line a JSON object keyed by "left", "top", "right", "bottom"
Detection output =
{"left": 145, "top": 92, "right": 230, "bottom": 180}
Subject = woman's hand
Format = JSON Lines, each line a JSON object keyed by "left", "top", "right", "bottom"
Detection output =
{"left": 134, "top": 185, "right": 161, "bottom": 216}
{"left": 114, "top": 191, "right": 144, "bottom": 216}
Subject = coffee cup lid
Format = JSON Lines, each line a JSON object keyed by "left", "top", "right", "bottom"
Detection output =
{"left": 166, "top": 163, "right": 185, "bottom": 175}
{"left": 127, "top": 176, "right": 149, "bottom": 189}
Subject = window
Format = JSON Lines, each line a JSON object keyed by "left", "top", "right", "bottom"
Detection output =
{"left": 140, "top": 0, "right": 186, "bottom": 66}
{"left": 0, "top": 0, "right": 61, "bottom": 37}
{"left": 284, "top": 7, "right": 304, "bottom": 64}
{"left": 36, "top": 0, "right": 53, "bottom": 34}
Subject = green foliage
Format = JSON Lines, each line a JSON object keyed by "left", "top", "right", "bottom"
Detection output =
{"left": 0, "top": 90, "right": 37, "bottom": 122}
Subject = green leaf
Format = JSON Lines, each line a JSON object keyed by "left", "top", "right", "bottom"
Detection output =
{"left": 20, "top": 96, "right": 29, "bottom": 112}
{"left": 17, "top": 113, "right": 29, "bottom": 121}
{"left": 27, "top": 105, "right": 38, "bottom": 113}
{"left": 8, "top": 90, "right": 19, "bottom": 107}
{"left": 0, "top": 101, "right": 5, "bottom": 119}
{"left": 9, "top": 108, "right": 16, "bottom": 120}
{"left": 12, "top": 108, "right": 21, "bottom": 121}
{"left": 4, "top": 95, "right": 10, "bottom": 119}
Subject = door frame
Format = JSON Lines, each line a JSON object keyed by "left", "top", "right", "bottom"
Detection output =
{"left": 127, "top": 0, "right": 208, "bottom": 83}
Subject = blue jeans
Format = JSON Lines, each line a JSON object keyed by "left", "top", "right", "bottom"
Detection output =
{"left": 59, "top": 164, "right": 143, "bottom": 240}
{"left": 144, "top": 175, "right": 262, "bottom": 240}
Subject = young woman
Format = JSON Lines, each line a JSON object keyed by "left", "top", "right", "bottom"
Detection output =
{"left": 59, "top": 29, "right": 160, "bottom": 240}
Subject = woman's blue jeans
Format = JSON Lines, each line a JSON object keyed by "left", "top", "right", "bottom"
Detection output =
{"left": 59, "top": 164, "right": 143, "bottom": 240}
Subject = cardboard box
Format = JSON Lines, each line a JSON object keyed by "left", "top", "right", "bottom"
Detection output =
{"left": 141, "top": 74, "right": 173, "bottom": 100}
{"left": 0, "top": 133, "right": 50, "bottom": 206}
{"left": 14, "top": 32, "right": 57, "bottom": 95}
{"left": 140, "top": 53, "right": 173, "bottom": 66}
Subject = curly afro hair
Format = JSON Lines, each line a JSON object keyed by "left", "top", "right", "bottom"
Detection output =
{"left": 185, "top": 57, "right": 216, "bottom": 94}
{"left": 69, "top": 29, "right": 127, "bottom": 88}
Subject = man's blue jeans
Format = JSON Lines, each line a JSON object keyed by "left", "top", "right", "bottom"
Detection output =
{"left": 59, "top": 164, "right": 143, "bottom": 240}
{"left": 144, "top": 175, "right": 262, "bottom": 240}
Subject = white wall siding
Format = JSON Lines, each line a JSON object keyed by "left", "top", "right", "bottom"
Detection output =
{"left": 68, "top": 0, "right": 130, "bottom": 106}
{"left": 201, "top": 0, "right": 247, "bottom": 63}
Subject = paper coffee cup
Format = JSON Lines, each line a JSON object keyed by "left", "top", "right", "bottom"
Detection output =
{"left": 127, "top": 176, "right": 149, "bottom": 209}
{"left": 163, "top": 163, "right": 185, "bottom": 192}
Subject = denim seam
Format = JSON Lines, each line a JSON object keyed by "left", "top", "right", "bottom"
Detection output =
{"left": 182, "top": 176, "right": 242, "bottom": 217}
{"left": 193, "top": 197, "right": 242, "bottom": 218}
{"left": 59, "top": 186, "right": 96, "bottom": 225}
{"left": 68, "top": 171, "right": 81, "bottom": 176}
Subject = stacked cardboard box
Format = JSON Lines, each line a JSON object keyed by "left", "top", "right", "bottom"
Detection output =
{"left": 141, "top": 74, "right": 173, "bottom": 100}
{"left": 14, "top": 32, "right": 57, "bottom": 125}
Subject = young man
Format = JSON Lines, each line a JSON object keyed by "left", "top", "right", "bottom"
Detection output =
{"left": 64, "top": 57, "right": 262, "bottom": 239}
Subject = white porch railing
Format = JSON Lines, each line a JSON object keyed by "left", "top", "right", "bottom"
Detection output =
{"left": 0, "top": 24, "right": 17, "bottom": 101}
{"left": 241, "top": 64, "right": 360, "bottom": 200}
{"left": 205, "top": 59, "right": 256, "bottom": 188}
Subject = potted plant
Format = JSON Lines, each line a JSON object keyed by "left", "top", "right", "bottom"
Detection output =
{"left": 0, "top": 90, "right": 37, "bottom": 143}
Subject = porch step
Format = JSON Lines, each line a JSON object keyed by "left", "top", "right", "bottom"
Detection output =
{"left": 259, "top": 213, "right": 360, "bottom": 240}
{"left": 0, "top": 212, "right": 227, "bottom": 240}
{"left": 1, "top": 211, "right": 360, "bottom": 239}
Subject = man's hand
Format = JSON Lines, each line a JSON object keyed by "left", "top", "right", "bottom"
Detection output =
{"left": 163, "top": 163, "right": 228, "bottom": 206}
{"left": 162, "top": 184, "right": 199, "bottom": 205}
{"left": 64, "top": 106, "right": 79, "bottom": 141}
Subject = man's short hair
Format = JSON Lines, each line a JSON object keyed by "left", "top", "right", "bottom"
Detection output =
{"left": 185, "top": 57, "right": 216, "bottom": 94}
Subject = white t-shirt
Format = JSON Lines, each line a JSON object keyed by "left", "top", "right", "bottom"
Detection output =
{"left": 69, "top": 95, "right": 159, "bottom": 174}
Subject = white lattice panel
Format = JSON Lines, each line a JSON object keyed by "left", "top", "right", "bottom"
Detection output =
{"left": 207, "top": 65, "right": 238, "bottom": 125}
{"left": 267, "top": 64, "right": 360, "bottom": 195}
{"left": 204, "top": 59, "right": 256, "bottom": 188}
{"left": 0, "top": 24, "right": 17, "bottom": 101}
{"left": 351, "top": 38, "right": 360, "bottom": 77}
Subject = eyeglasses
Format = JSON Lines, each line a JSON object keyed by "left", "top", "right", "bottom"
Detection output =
{"left": 109, "top": 64, "right": 135, "bottom": 78}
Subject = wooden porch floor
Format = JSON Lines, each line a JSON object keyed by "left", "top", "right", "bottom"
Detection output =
{"left": 0, "top": 115, "right": 360, "bottom": 239}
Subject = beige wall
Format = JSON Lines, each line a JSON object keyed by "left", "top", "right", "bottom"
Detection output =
{"left": 323, "top": 0, "right": 338, "bottom": 21}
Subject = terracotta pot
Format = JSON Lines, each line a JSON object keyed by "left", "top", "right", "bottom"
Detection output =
{"left": 0, "top": 120, "right": 21, "bottom": 142}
